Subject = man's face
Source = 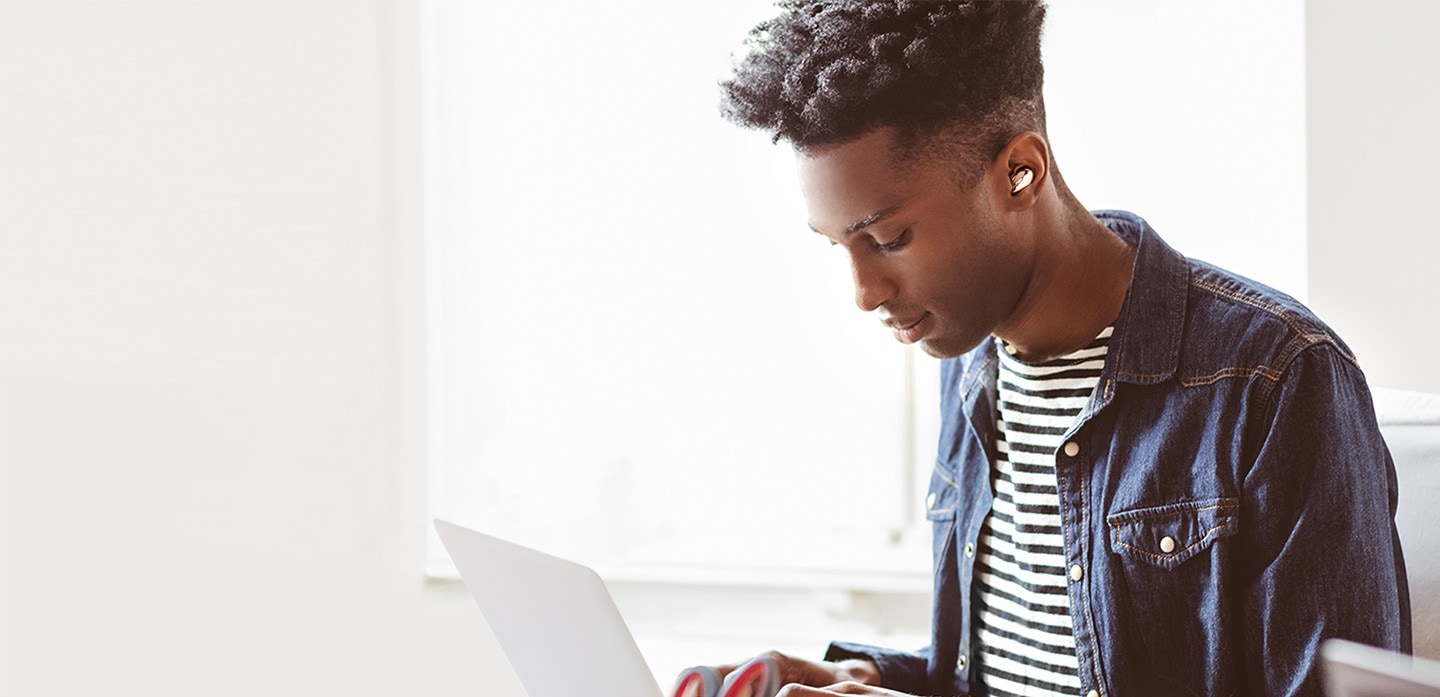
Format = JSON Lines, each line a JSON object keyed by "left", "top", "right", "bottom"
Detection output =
{"left": 798, "top": 128, "right": 1034, "bottom": 359}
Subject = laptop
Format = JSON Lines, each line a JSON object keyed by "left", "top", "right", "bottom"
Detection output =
{"left": 434, "top": 519, "right": 666, "bottom": 697}
{"left": 1323, "top": 639, "right": 1440, "bottom": 697}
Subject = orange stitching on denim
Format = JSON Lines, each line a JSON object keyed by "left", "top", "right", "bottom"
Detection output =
{"left": 932, "top": 462, "right": 959, "bottom": 489}
{"left": 1112, "top": 522, "right": 1233, "bottom": 563}
{"left": 1181, "top": 366, "right": 1284, "bottom": 387}
{"left": 1106, "top": 502, "right": 1238, "bottom": 526}
{"left": 935, "top": 517, "right": 955, "bottom": 582}
{"left": 1191, "top": 277, "right": 1328, "bottom": 346}
{"left": 1191, "top": 277, "right": 1288, "bottom": 318}
{"left": 959, "top": 352, "right": 996, "bottom": 400}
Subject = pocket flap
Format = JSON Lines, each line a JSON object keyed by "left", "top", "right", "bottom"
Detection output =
{"left": 925, "top": 460, "right": 958, "bottom": 522}
{"left": 1105, "top": 497, "right": 1239, "bottom": 569}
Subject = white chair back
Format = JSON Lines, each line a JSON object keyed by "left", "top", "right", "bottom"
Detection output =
{"left": 1375, "top": 388, "right": 1440, "bottom": 660}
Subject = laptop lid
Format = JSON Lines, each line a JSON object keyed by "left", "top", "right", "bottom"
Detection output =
{"left": 434, "top": 519, "right": 664, "bottom": 697}
{"left": 1323, "top": 639, "right": 1440, "bottom": 697}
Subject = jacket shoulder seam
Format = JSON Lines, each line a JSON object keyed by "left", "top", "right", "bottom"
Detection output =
{"left": 1188, "top": 276, "right": 1329, "bottom": 346}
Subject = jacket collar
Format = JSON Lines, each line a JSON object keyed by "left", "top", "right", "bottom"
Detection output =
{"left": 1091, "top": 209, "right": 1189, "bottom": 385}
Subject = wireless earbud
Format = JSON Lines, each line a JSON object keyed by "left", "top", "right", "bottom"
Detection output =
{"left": 1009, "top": 166, "right": 1034, "bottom": 196}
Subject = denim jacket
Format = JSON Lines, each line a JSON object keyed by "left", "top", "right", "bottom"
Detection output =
{"left": 827, "top": 210, "right": 1411, "bottom": 696}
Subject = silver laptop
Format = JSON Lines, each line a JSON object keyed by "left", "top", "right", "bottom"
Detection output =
{"left": 434, "top": 519, "right": 665, "bottom": 697}
{"left": 1323, "top": 639, "right": 1440, "bottom": 696}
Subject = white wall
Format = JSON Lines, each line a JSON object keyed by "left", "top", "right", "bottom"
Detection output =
{"left": 1045, "top": 0, "right": 1309, "bottom": 299}
{"left": 2, "top": 1, "right": 1427, "bottom": 695}
{"left": 1307, "top": 0, "right": 1440, "bottom": 394}
{"left": 0, "top": 2, "right": 518, "bottom": 694}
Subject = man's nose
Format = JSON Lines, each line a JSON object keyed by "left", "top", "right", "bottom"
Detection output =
{"left": 851, "top": 256, "right": 897, "bottom": 312}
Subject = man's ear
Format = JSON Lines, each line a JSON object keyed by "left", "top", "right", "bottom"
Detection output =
{"left": 993, "top": 131, "right": 1049, "bottom": 211}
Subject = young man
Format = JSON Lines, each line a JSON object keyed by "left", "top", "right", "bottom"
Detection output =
{"left": 702, "top": 2, "right": 1410, "bottom": 696}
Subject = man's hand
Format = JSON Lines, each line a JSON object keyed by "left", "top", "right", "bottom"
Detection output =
{"left": 775, "top": 682, "right": 914, "bottom": 696}
{"left": 704, "top": 650, "right": 881, "bottom": 690}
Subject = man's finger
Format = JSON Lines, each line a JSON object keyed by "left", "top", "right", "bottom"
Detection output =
{"left": 775, "top": 685, "right": 830, "bottom": 697}
{"left": 777, "top": 682, "right": 905, "bottom": 696}
{"left": 823, "top": 682, "right": 893, "bottom": 694}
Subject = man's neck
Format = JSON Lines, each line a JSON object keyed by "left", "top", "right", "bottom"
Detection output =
{"left": 994, "top": 207, "right": 1137, "bottom": 363}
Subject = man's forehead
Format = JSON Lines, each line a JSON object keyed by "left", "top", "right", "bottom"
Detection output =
{"left": 796, "top": 129, "right": 923, "bottom": 235}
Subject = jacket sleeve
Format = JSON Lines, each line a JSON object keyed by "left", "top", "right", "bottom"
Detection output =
{"left": 823, "top": 641, "right": 930, "bottom": 694}
{"left": 1240, "top": 343, "right": 1411, "bottom": 696}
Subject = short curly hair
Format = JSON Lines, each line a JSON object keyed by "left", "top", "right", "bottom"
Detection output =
{"left": 720, "top": 0, "right": 1048, "bottom": 186}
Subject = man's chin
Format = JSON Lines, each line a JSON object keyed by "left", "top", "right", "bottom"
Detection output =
{"left": 916, "top": 333, "right": 985, "bottom": 360}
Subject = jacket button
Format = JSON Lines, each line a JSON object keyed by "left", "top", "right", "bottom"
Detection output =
{"left": 1069, "top": 564, "right": 1084, "bottom": 582}
{"left": 1160, "top": 536, "right": 1177, "bottom": 554}
{"left": 965, "top": 542, "right": 976, "bottom": 557}
{"left": 1087, "top": 691, "right": 1100, "bottom": 697}
{"left": 957, "top": 655, "right": 967, "bottom": 670}
{"left": 1063, "top": 441, "right": 1080, "bottom": 457}
{"left": 927, "top": 492, "right": 937, "bottom": 509}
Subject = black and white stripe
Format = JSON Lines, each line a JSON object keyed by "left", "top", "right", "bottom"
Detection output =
{"left": 974, "top": 327, "right": 1111, "bottom": 697}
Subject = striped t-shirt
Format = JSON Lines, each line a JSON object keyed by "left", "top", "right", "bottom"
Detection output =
{"left": 974, "top": 327, "right": 1111, "bottom": 697}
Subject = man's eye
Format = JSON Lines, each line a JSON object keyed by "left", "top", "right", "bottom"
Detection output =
{"left": 875, "top": 228, "right": 912, "bottom": 252}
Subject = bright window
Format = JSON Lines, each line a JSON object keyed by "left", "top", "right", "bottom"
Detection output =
{"left": 421, "top": 0, "right": 938, "bottom": 590}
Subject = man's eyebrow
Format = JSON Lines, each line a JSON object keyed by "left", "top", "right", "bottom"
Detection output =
{"left": 807, "top": 206, "right": 901, "bottom": 236}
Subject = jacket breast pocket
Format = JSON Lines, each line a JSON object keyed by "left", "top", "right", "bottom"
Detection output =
{"left": 1105, "top": 497, "right": 1240, "bottom": 568}
{"left": 926, "top": 461, "right": 958, "bottom": 562}
{"left": 1105, "top": 497, "right": 1241, "bottom": 689}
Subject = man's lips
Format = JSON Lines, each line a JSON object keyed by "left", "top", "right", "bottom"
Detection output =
{"left": 882, "top": 312, "right": 932, "bottom": 344}
{"left": 882, "top": 314, "right": 927, "bottom": 331}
